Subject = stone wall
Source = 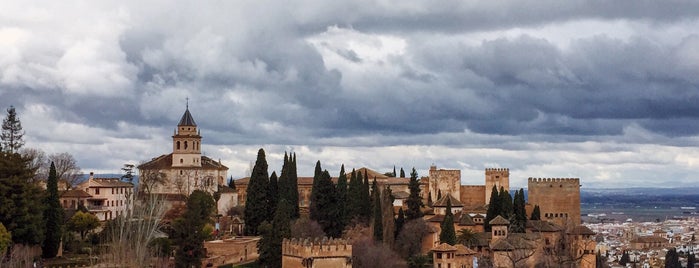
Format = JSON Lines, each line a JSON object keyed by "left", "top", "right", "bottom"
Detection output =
{"left": 282, "top": 238, "right": 352, "bottom": 268}
{"left": 460, "top": 185, "right": 486, "bottom": 207}
{"left": 484, "top": 168, "right": 509, "bottom": 204}
{"left": 527, "top": 178, "right": 581, "bottom": 225}
{"left": 429, "top": 166, "right": 461, "bottom": 201}
{"left": 203, "top": 237, "right": 259, "bottom": 267}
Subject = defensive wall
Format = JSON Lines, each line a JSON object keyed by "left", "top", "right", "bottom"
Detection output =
{"left": 527, "top": 178, "right": 581, "bottom": 225}
{"left": 281, "top": 237, "right": 352, "bottom": 268}
{"left": 484, "top": 168, "right": 509, "bottom": 204}
{"left": 460, "top": 185, "right": 486, "bottom": 208}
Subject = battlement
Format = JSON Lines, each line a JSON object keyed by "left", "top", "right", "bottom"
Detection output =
{"left": 461, "top": 185, "right": 486, "bottom": 189}
{"left": 485, "top": 168, "right": 509, "bottom": 172}
{"left": 528, "top": 177, "right": 580, "bottom": 185}
{"left": 282, "top": 237, "right": 352, "bottom": 258}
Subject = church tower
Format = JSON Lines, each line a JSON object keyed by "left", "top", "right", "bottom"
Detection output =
{"left": 172, "top": 105, "right": 202, "bottom": 167}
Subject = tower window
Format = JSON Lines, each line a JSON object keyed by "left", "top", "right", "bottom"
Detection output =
{"left": 180, "top": 159, "right": 183, "bottom": 164}
{"left": 177, "top": 141, "right": 180, "bottom": 150}
{"left": 184, "top": 141, "right": 188, "bottom": 149}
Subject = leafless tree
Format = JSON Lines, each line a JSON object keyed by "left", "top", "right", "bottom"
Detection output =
{"left": 139, "top": 170, "right": 168, "bottom": 195}
{"left": 541, "top": 221, "right": 598, "bottom": 267}
{"left": 394, "top": 218, "right": 432, "bottom": 259}
{"left": 352, "top": 237, "right": 407, "bottom": 268}
{"left": 494, "top": 233, "right": 539, "bottom": 268}
{"left": 291, "top": 217, "right": 326, "bottom": 239}
{"left": 49, "top": 152, "right": 82, "bottom": 190}
{"left": 20, "top": 147, "right": 47, "bottom": 182}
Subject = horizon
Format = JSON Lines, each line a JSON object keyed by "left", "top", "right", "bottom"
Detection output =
{"left": 3, "top": 1, "right": 699, "bottom": 188}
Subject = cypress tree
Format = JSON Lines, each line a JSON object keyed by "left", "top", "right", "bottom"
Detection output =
{"left": 336, "top": 165, "right": 348, "bottom": 229}
{"left": 268, "top": 171, "right": 278, "bottom": 221}
{"left": 277, "top": 153, "right": 289, "bottom": 206}
{"left": 361, "top": 171, "right": 372, "bottom": 222}
{"left": 499, "top": 187, "right": 513, "bottom": 220}
{"left": 405, "top": 168, "right": 424, "bottom": 220}
{"left": 399, "top": 167, "right": 405, "bottom": 178}
{"left": 371, "top": 178, "right": 382, "bottom": 242}
{"left": 687, "top": 251, "right": 696, "bottom": 268}
{"left": 511, "top": 189, "right": 527, "bottom": 233}
{"left": 394, "top": 207, "right": 405, "bottom": 239}
{"left": 439, "top": 198, "right": 456, "bottom": 245}
{"left": 310, "top": 166, "right": 341, "bottom": 237}
{"left": 1, "top": 106, "right": 25, "bottom": 153}
{"left": 346, "top": 169, "right": 362, "bottom": 221}
{"left": 173, "top": 190, "right": 215, "bottom": 267}
{"left": 243, "top": 149, "right": 269, "bottom": 235}
{"left": 258, "top": 198, "right": 292, "bottom": 268}
{"left": 381, "top": 186, "right": 395, "bottom": 247}
{"left": 288, "top": 153, "right": 300, "bottom": 219}
{"left": 665, "top": 248, "right": 681, "bottom": 268}
{"left": 309, "top": 161, "right": 323, "bottom": 221}
{"left": 227, "top": 176, "right": 236, "bottom": 190}
{"left": 392, "top": 166, "right": 397, "bottom": 177}
{"left": 530, "top": 205, "right": 541, "bottom": 220}
{"left": 42, "top": 161, "right": 63, "bottom": 257}
{"left": 485, "top": 186, "right": 500, "bottom": 232}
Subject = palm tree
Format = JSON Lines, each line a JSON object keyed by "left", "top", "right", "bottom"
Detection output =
{"left": 457, "top": 229, "right": 478, "bottom": 247}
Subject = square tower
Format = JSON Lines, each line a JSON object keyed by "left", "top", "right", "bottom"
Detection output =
{"left": 485, "top": 168, "right": 509, "bottom": 204}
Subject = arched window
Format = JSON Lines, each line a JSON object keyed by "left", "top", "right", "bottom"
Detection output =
{"left": 184, "top": 141, "right": 188, "bottom": 149}
{"left": 177, "top": 141, "right": 180, "bottom": 150}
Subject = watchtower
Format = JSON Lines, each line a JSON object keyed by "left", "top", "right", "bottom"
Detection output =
{"left": 527, "top": 178, "right": 581, "bottom": 225}
{"left": 484, "top": 168, "right": 509, "bottom": 204}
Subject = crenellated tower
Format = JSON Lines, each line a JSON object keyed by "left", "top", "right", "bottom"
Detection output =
{"left": 172, "top": 105, "right": 202, "bottom": 167}
{"left": 484, "top": 168, "right": 509, "bottom": 204}
{"left": 527, "top": 178, "right": 581, "bottom": 225}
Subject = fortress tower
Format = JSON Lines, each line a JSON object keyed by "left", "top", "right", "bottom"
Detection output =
{"left": 484, "top": 168, "right": 509, "bottom": 204}
{"left": 429, "top": 165, "right": 461, "bottom": 202}
{"left": 282, "top": 238, "right": 352, "bottom": 268}
{"left": 527, "top": 178, "right": 581, "bottom": 225}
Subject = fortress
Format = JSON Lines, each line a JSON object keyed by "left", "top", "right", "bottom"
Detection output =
{"left": 281, "top": 238, "right": 352, "bottom": 268}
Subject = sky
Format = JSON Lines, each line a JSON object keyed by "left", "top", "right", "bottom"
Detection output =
{"left": 2, "top": 1, "right": 699, "bottom": 188}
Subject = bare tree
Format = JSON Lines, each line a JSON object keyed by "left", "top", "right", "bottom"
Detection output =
{"left": 49, "top": 152, "right": 82, "bottom": 190}
{"left": 20, "top": 147, "right": 47, "bottom": 182}
{"left": 352, "top": 237, "right": 407, "bottom": 268}
{"left": 139, "top": 170, "right": 168, "bottom": 195}
{"left": 394, "top": 218, "right": 432, "bottom": 259}
{"left": 500, "top": 235, "right": 538, "bottom": 268}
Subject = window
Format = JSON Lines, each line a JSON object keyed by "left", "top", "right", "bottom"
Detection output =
{"left": 184, "top": 141, "right": 188, "bottom": 149}
{"left": 437, "top": 253, "right": 442, "bottom": 259}
{"left": 177, "top": 141, "right": 180, "bottom": 150}
{"left": 111, "top": 188, "right": 114, "bottom": 194}
{"left": 95, "top": 188, "right": 100, "bottom": 195}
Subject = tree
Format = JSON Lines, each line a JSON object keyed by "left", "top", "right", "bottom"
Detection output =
{"left": 347, "top": 169, "right": 364, "bottom": 222}
{"left": 121, "top": 164, "right": 135, "bottom": 182}
{"left": 258, "top": 198, "right": 292, "bottom": 268}
{"left": 172, "top": 190, "right": 215, "bottom": 267}
{"left": 381, "top": 186, "right": 395, "bottom": 247}
{"left": 290, "top": 217, "right": 326, "bottom": 239}
{"left": 619, "top": 250, "right": 630, "bottom": 266}
{"left": 309, "top": 163, "right": 341, "bottom": 238}
{"left": 399, "top": 167, "right": 405, "bottom": 178}
{"left": 289, "top": 153, "right": 300, "bottom": 219}
{"left": 664, "top": 248, "right": 680, "bottom": 268}
{"left": 49, "top": 152, "right": 82, "bottom": 190}
{"left": 20, "top": 148, "right": 47, "bottom": 181}
{"left": 457, "top": 229, "right": 478, "bottom": 247}
{"left": 42, "top": 162, "right": 64, "bottom": 258}
{"left": 394, "top": 208, "right": 405, "bottom": 239}
{"left": 336, "top": 165, "right": 348, "bottom": 229}
{"left": 68, "top": 211, "right": 99, "bottom": 240}
{"left": 139, "top": 170, "right": 167, "bottom": 195}
{"left": 371, "top": 178, "right": 383, "bottom": 242}
{"left": 687, "top": 251, "right": 696, "bottom": 268}
{"left": 395, "top": 218, "right": 431, "bottom": 259}
{"left": 0, "top": 152, "right": 45, "bottom": 245}
{"left": 1, "top": 106, "right": 24, "bottom": 153}
{"left": 530, "top": 205, "right": 541, "bottom": 220}
{"left": 485, "top": 186, "right": 500, "bottom": 232}
{"left": 511, "top": 188, "right": 527, "bottom": 233}
{"left": 268, "top": 171, "right": 278, "bottom": 221}
{"left": 227, "top": 176, "right": 236, "bottom": 190}
{"left": 352, "top": 237, "right": 406, "bottom": 268}
{"left": 405, "top": 168, "right": 424, "bottom": 220}
{"left": 499, "top": 187, "right": 513, "bottom": 220}
{"left": 0, "top": 223, "right": 10, "bottom": 256}
{"left": 244, "top": 149, "right": 269, "bottom": 235}
{"left": 439, "top": 198, "right": 456, "bottom": 245}
{"left": 361, "top": 171, "right": 372, "bottom": 221}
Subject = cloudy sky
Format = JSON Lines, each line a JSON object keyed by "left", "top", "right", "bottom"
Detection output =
{"left": 2, "top": 1, "right": 699, "bottom": 188}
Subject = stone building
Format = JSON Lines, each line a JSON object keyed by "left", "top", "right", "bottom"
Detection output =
{"left": 60, "top": 172, "right": 134, "bottom": 221}
{"left": 282, "top": 238, "right": 352, "bottom": 268}
{"left": 527, "top": 178, "right": 582, "bottom": 225}
{"left": 138, "top": 106, "right": 228, "bottom": 202}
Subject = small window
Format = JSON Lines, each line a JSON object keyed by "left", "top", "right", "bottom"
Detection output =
{"left": 95, "top": 188, "right": 100, "bottom": 195}
{"left": 184, "top": 141, "right": 188, "bottom": 149}
{"left": 180, "top": 159, "right": 183, "bottom": 164}
{"left": 177, "top": 141, "right": 180, "bottom": 150}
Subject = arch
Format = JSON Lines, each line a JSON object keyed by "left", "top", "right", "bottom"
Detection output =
{"left": 177, "top": 141, "right": 180, "bottom": 150}
{"left": 184, "top": 141, "right": 188, "bottom": 149}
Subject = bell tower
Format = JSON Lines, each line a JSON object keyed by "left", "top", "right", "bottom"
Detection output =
{"left": 172, "top": 102, "right": 202, "bottom": 167}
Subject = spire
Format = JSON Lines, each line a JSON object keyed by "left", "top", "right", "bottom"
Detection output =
{"left": 178, "top": 103, "right": 197, "bottom": 126}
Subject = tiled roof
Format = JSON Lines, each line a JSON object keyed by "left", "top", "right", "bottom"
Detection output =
{"left": 60, "top": 189, "right": 92, "bottom": 198}
{"left": 433, "top": 194, "right": 464, "bottom": 207}
{"left": 138, "top": 154, "right": 228, "bottom": 170}
{"left": 489, "top": 215, "right": 510, "bottom": 226}
{"left": 432, "top": 243, "right": 457, "bottom": 252}
{"left": 392, "top": 190, "right": 410, "bottom": 199}
{"left": 178, "top": 108, "right": 197, "bottom": 126}
{"left": 490, "top": 239, "right": 514, "bottom": 251}
{"left": 567, "top": 225, "right": 595, "bottom": 235}
{"left": 458, "top": 213, "right": 475, "bottom": 226}
{"left": 90, "top": 178, "right": 133, "bottom": 188}
{"left": 630, "top": 236, "right": 667, "bottom": 243}
{"left": 491, "top": 233, "right": 539, "bottom": 251}
{"left": 454, "top": 244, "right": 477, "bottom": 255}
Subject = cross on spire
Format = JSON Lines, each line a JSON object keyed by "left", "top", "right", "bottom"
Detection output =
{"left": 186, "top": 97, "right": 189, "bottom": 109}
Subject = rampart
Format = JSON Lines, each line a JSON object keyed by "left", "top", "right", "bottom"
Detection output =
{"left": 282, "top": 237, "right": 352, "bottom": 268}
{"left": 485, "top": 168, "right": 509, "bottom": 204}
{"left": 527, "top": 177, "right": 581, "bottom": 225}
{"left": 460, "top": 185, "right": 486, "bottom": 208}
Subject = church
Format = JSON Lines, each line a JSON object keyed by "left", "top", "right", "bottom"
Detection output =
{"left": 138, "top": 106, "right": 228, "bottom": 199}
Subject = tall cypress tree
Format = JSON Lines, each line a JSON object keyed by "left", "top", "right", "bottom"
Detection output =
{"left": 511, "top": 189, "right": 527, "bottom": 233}
{"left": 381, "top": 186, "right": 395, "bottom": 246}
{"left": 42, "top": 161, "right": 63, "bottom": 257}
{"left": 499, "top": 187, "right": 513, "bottom": 221}
{"left": 243, "top": 149, "right": 269, "bottom": 235}
{"left": 346, "top": 169, "right": 361, "bottom": 221}
{"left": 258, "top": 198, "right": 292, "bottom": 268}
{"left": 399, "top": 167, "right": 405, "bottom": 178}
{"left": 394, "top": 208, "right": 405, "bottom": 239}
{"left": 1, "top": 106, "right": 25, "bottom": 153}
{"left": 371, "top": 178, "right": 382, "bottom": 242}
{"left": 309, "top": 161, "right": 323, "bottom": 221}
{"left": 310, "top": 164, "right": 341, "bottom": 237}
{"left": 0, "top": 152, "right": 45, "bottom": 245}
{"left": 361, "top": 171, "right": 372, "bottom": 222}
{"left": 405, "top": 168, "right": 424, "bottom": 220}
{"left": 277, "top": 153, "right": 290, "bottom": 210}
{"left": 439, "top": 198, "right": 456, "bottom": 245}
{"left": 336, "top": 165, "right": 348, "bottom": 229}
{"left": 485, "top": 186, "right": 500, "bottom": 232}
{"left": 530, "top": 205, "right": 541, "bottom": 220}
{"left": 173, "top": 190, "right": 215, "bottom": 267}
{"left": 268, "top": 171, "right": 278, "bottom": 221}
{"left": 289, "top": 153, "right": 300, "bottom": 219}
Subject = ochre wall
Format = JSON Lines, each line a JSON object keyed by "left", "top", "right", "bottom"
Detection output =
{"left": 527, "top": 178, "right": 581, "bottom": 225}
{"left": 460, "top": 185, "right": 486, "bottom": 207}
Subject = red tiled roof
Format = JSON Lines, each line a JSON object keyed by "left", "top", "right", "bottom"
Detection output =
{"left": 138, "top": 153, "right": 228, "bottom": 170}
{"left": 60, "top": 189, "right": 92, "bottom": 198}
